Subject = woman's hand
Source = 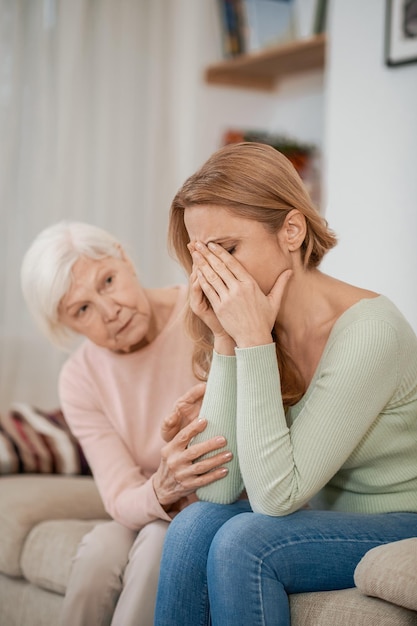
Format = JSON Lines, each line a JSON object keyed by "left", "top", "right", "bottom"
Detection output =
{"left": 153, "top": 416, "right": 233, "bottom": 511}
{"left": 188, "top": 243, "right": 236, "bottom": 355}
{"left": 192, "top": 242, "right": 292, "bottom": 348}
{"left": 161, "top": 382, "right": 206, "bottom": 443}
{"left": 190, "top": 269, "right": 236, "bottom": 355}
{"left": 189, "top": 267, "right": 223, "bottom": 337}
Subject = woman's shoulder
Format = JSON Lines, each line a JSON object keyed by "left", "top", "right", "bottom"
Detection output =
{"left": 59, "top": 339, "right": 102, "bottom": 379}
{"left": 58, "top": 340, "right": 102, "bottom": 404}
{"left": 338, "top": 294, "right": 407, "bottom": 323}
{"left": 145, "top": 284, "right": 187, "bottom": 311}
{"left": 144, "top": 283, "right": 188, "bottom": 337}
{"left": 331, "top": 294, "right": 416, "bottom": 349}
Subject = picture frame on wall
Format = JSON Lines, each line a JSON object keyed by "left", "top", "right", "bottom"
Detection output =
{"left": 385, "top": 0, "right": 417, "bottom": 66}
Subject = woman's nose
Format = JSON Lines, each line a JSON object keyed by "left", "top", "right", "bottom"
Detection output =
{"left": 99, "top": 297, "right": 121, "bottom": 321}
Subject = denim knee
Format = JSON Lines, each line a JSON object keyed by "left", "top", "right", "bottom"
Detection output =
{"left": 208, "top": 512, "right": 263, "bottom": 572}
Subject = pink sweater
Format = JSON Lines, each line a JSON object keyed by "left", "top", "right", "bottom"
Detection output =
{"left": 58, "top": 285, "right": 197, "bottom": 530}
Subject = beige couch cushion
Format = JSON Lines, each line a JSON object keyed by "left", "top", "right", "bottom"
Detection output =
{"left": 354, "top": 538, "right": 417, "bottom": 612}
{"left": 0, "top": 573, "right": 63, "bottom": 626}
{"left": 21, "top": 519, "right": 107, "bottom": 594}
{"left": 290, "top": 588, "right": 417, "bottom": 626}
{"left": 0, "top": 475, "right": 109, "bottom": 577}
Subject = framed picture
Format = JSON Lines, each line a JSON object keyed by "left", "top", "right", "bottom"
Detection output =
{"left": 385, "top": 0, "right": 417, "bottom": 66}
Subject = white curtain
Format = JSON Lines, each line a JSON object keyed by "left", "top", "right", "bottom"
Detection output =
{"left": 0, "top": 0, "right": 213, "bottom": 412}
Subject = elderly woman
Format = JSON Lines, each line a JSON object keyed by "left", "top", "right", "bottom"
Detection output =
{"left": 20, "top": 221, "right": 233, "bottom": 626}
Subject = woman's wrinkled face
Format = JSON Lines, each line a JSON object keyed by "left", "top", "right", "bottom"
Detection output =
{"left": 58, "top": 255, "right": 152, "bottom": 352}
{"left": 184, "top": 205, "right": 289, "bottom": 295}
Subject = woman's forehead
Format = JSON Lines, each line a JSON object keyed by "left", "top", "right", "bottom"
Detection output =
{"left": 184, "top": 205, "right": 253, "bottom": 242}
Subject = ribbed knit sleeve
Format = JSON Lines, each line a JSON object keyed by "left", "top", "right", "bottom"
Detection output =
{"left": 189, "top": 351, "right": 244, "bottom": 504}
{"left": 235, "top": 314, "right": 412, "bottom": 516}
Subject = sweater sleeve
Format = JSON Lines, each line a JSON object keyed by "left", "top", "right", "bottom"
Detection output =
{"left": 189, "top": 351, "right": 244, "bottom": 504}
{"left": 236, "top": 319, "right": 400, "bottom": 516}
{"left": 59, "top": 361, "right": 172, "bottom": 530}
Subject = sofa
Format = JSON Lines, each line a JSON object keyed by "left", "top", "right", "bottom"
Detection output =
{"left": 1, "top": 474, "right": 416, "bottom": 626}
{"left": 1, "top": 405, "right": 416, "bottom": 625}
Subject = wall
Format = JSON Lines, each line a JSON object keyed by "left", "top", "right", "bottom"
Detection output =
{"left": 321, "top": 0, "right": 417, "bottom": 331}
{"left": 189, "top": 1, "right": 326, "bottom": 177}
{"left": 193, "top": 0, "right": 417, "bottom": 334}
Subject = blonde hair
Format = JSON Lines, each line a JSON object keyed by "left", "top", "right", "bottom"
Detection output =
{"left": 21, "top": 221, "right": 126, "bottom": 350}
{"left": 168, "top": 142, "right": 337, "bottom": 407}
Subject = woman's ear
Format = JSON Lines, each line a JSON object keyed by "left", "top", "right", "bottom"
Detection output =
{"left": 283, "top": 210, "right": 306, "bottom": 252}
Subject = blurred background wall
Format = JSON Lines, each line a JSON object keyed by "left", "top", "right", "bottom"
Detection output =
{"left": 321, "top": 1, "right": 417, "bottom": 337}
{"left": 0, "top": 0, "right": 416, "bottom": 412}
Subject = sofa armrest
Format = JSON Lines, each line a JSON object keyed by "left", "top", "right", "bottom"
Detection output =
{"left": 354, "top": 538, "right": 417, "bottom": 612}
{"left": 0, "top": 475, "right": 110, "bottom": 576}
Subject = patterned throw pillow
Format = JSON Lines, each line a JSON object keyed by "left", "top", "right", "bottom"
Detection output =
{"left": 0, "top": 404, "right": 91, "bottom": 476}
{"left": 0, "top": 430, "right": 20, "bottom": 474}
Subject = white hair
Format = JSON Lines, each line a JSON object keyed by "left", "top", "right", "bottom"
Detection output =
{"left": 21, "top": 221, "right": 127, "bottom": 350}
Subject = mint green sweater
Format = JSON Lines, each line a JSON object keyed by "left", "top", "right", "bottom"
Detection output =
{"left": 191, "top": 296, "right": 417, "bottom": 515}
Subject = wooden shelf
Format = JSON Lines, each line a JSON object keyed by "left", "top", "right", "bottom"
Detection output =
{"left": 205, "top": 34, "right": 326, "bottom": 91}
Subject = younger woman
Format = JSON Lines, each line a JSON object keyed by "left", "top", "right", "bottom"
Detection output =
{"left": 154, "top": 142, "right": 417, "bottom": 626}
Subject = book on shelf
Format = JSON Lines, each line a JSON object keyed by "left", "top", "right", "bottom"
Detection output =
{"left": 286, "top": 0, "right": 328, "bottom": 39}
{"left": 217, "top": 0, "right": 328, "bottom": 58}
{"left": 217, "top": 0, "right": 246, "bottom": 57}
{"left": 217, "top": 0, "right": 296, "bottom": 57}
{"left": 240, "top": 0, "right": 296, "bottom": 53}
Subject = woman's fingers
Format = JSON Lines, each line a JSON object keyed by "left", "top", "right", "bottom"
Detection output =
{"left": 189, "top": 269, "right": 204, "bottom": 303}
{"left": 193, "top": 253, "right": 228, "bottom": 301}
{"left": 161, "top": 382, "right": 206, "bottom": 442}
{"left": 197, "top": 241, "right": 248, "bottom": 280}
{"left": 178, "top": 382, "right": 206, "bottom": 407}
{"left": 192, "top": 241, "right": 244, "bottom": 291}
{"left": 174, "top": 419, "right": 232, "bottom": 480}
{"left": 190, "top": 264, "right": 228, "bottom": 337}
{"left": 163, "top": 418, "right": 232, "bottom": 483}
{"left": 175, "top": 446, "right": 232, "bottom": 483}
{"left": 268, "top": 269, "right": 293, "bottom": 310}
{"left": 190, "top": 269, "right": 212, "bottom": 314}
{"left": 192, "top": 242, "right": 256, "bottom": 310}
{"left": 161, "top": 411, "right": 181, "bottom": 442}
{"left": 195, "top": 268, "right": 220, "bottom": 305}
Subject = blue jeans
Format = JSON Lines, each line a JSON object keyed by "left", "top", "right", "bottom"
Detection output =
{"left": 154, "top": 501, "right": 417, "bottom": 626}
